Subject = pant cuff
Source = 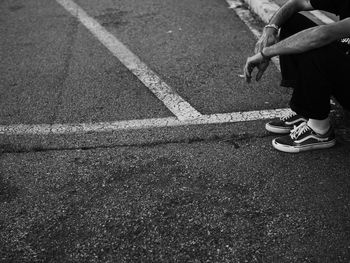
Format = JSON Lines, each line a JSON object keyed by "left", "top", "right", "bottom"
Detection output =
{"left": 280, "top": 79, "right": 297, "bottom": 88}
{"left": 290, "top": 102, "right": 329, "bottom": 120}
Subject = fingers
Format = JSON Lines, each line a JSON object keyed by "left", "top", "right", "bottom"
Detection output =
{"left": 244, "top": 56, "right": 269, "bottom": 83}
{"left": 254, "top": 42, "right": 261, "bottom": 54}
{"left": 255, "top": 61, "right": 269, "bottom": 81}
{"left": 244, "top": 59, "right": 254, "bottom": 83}
{"left": 256, "top": 69, "right": 264, "bottom": 81}
{"left": 243, "top": 65, "right": 250, "bottom": 83}
{"left": 254, "top": 40, "right": 266, "bottom": 54}
{"left": 254, "top": 35, "right": 270, "bottom": 53}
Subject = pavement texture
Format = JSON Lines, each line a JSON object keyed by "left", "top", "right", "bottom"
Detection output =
{"left": 1, "top": 136, "right": 350, "bottom": 262}
{"left": 1, "top": 0, "right": 350, "bottom": 262}
{"left": 0, "top": 0, "right": 289, "bottom": 125}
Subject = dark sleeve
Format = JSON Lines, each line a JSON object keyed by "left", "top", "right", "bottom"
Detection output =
{"left": 310, "top": 0, "right": 339, "bottom": 14}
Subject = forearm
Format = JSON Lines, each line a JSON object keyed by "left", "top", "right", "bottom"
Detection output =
{"left": 258, "top": 0, "right": 312, "bottom": 47}
{"left": 263, "top": 25, "right": 332, "bottom": 57}
{"left": 269, "top": 0, "right": 302, "bottom": 28}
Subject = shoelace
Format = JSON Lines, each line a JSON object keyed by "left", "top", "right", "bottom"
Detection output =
{"left": 290, "top": 122, "right": 311, "bottom": 140}
{"left": 280, "top": 111, "right": 297, "bottom": 121}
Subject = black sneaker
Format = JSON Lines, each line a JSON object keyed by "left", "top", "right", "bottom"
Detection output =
{"left": 266, "top": 111, "right": 307, "bottom": 134}
{"left": 272, "top": 122, "right": 336, "bottom": 153}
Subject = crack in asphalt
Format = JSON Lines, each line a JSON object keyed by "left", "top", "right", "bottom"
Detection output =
{"left": 0, "top": 133, "right": 272, "bottom": 154}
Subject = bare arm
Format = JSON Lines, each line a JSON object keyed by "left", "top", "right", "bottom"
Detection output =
{"left": 268, "top": 0, "right": 314, "bottom": 28}
{"left": 256, "top": 0, "right": 314, "bottom": 46}
{"left": 263, "top": 18, "right": 350, "bottom": 57}
{"left": 251, "top": 0, "right": 314, "bottom": 81}
{"left": 244, "top": 18, "right": 350, "bottom": 82}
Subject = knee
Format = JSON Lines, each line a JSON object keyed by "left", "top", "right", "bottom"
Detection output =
{"left": 280, "top": 13, "right": 316, "bottom": 40}
{"left": 296, "top": 46, "right": 331, "bottom": 64}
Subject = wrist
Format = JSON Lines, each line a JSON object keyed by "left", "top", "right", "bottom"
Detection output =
{"left": 264, "top": 24, "right": 279, "bottom": 32}
{"left": 262, "top": 47, "right": 273, "bottom": 59}
{"left": 260, "top": 49, "right": 270, "bottom": 61}
{"left": 263, "top": 25, "right": 279, "bottom": 38}
{"left": 263, "top": 28, "right": 278, "bottom": 38}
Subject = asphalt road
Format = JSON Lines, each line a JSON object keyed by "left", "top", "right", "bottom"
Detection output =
{"left": 1, "top": 0, "right": 350, "bottom": 262}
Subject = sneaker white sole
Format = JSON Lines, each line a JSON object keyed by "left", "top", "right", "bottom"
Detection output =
{"left": 272, "top": 139, "right": 336, "bottom": 153}
{"left": 265, "top": 123, "right": 291, "bottom": 134}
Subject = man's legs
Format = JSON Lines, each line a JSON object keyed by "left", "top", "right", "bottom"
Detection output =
{"left": 283, "top": 40, "right": 350, "bottom": 118}
{"left": 268, "top": 13, "right": 350, "bottom": 152}
{"left": 279, "top": 13, "right": 350, "bottom": 119}
{"left": 279, "top": 13, "right": 318, "bottom": 88}
{"left": 265, "top": 14, "right": 316, "bottom": 134}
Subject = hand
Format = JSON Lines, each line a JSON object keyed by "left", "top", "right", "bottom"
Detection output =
{"left": 254, "top": 30, "right": 278, "bottom": 53}
{"left": 243, "top": 52, "right": 270, "bottom": 83}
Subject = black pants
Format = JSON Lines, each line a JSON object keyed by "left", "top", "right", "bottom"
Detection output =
{"left": 279, "top": 13, "right": 350, "bottom": 120}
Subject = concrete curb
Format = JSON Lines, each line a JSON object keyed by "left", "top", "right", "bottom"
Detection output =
{"left": 242, "top": 0, "right": 335, "bottom": 25}
{"left": 242, "top": 0, "right": 279, "bottom": 24}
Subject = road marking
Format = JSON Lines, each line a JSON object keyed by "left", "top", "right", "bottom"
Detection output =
{"left": 0, "top": 108, "right": 291, "bottom": 135}
{"left": 55, "top": 0, "right": 201, "bottom": 121}
{"left": 0, "top": 0, "right": 294, "bottom": 137}
{"left": 310, "top": 10, "right": 335, "bottom": 24}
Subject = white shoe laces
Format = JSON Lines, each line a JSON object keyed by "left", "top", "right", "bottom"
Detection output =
{"left": 290, "top": 122, "right": 311, "bottom": 140}
{"left": 280, "top": 111, "right": 297, "bottom": 121}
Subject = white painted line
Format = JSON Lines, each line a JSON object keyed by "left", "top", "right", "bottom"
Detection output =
{"left": 55, "top": 0, "right": 201, "bottom": 121}
{"left": 310, "top": 10, "right": 335, "bottom": 24}
{"left": 226, "top": 0, "right": 280, "bottom": 70}
{"left": 0, "top": 0, "right": 296, "bottom": 137}
{"left": 0, "top": 108, "right": 292, "bottom": 135}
